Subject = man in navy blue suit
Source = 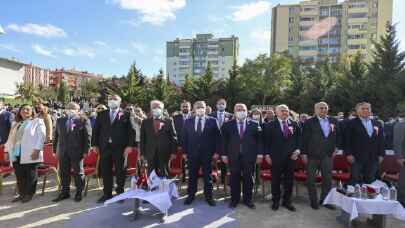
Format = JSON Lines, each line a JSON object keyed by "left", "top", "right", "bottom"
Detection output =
{"left": 263, "top": 104, "right": 301, "bottom": 212}
{"left": 182, "top": 101, "right": 221, "bottom": 206}
{"left": 221, "top": 103, "right": 263, "bottom": 209}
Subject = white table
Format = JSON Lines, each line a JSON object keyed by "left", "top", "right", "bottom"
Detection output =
{"left": 324, "top": 188, "right": 405, "bottom": 228}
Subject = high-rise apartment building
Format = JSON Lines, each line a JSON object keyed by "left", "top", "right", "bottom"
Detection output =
{"left": 166, "top": 34, "right": 239, "bottom": 85}
{"left": 271, "top": 0, "right": 393, "bottom": 64}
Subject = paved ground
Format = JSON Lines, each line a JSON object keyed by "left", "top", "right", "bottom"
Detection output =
{"left": 0, "top": 174, "right": 403, "bottom": 228}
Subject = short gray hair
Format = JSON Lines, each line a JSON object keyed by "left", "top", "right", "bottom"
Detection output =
{"left": 275, "top": 104, "right": 289, "bottom": 112}
{"left": 150, "top": 100, "right": 164, "bottom": 109}
{"left": 314, "top": 102, "right": 329, "bottom": 110}
{"left": 234, "top": 103, "right": 247, "bottom": 111}
{"left": 193, "top": 101, "right": 206, "bottom": 109}
{"left": 66, "top": 102, "right": 80, "bottom": 110}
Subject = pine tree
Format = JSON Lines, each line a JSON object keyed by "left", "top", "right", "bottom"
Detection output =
{"left": 57, "top": 80, "right": 69, "bottom": 104}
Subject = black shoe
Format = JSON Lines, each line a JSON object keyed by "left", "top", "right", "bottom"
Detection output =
{"left": 244, "top": 201, "right": 256, "bottom": 209}
{"left": 21, "top": 195, "right": 33, "bottom": 203}
{"left": 97, "top": 195, "right": 113, "bottom": 204}
{"left": 11, "top": 195, "right": 24, "bottom": 203}
{"left": 184, "top": 197, "right": 194, "bottom": 205}
{"left": 271, "top": 202, "right": 279, "bottom": 211}
{"left": 52, "top": 193, "right": 70, "bottom": 202}
{"left": 206, "top": 198, "right": 216, "bottom": 207}
{"left": 323, "top": 204, "right": 336, "bottom": 210}
{"left": 229, "top": 201, "right": 238, "bottom": 208}
{"left": 74, "top": 192, "right": 82, "bottom": 202}
{"left": 310, "top": 203, "right": 319, "bottom": 210}
{"left": 282, "top": 203, "right": 296, "bottom": 212}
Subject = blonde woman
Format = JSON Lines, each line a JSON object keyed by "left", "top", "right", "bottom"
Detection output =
{"left": 5, "top": 104, "right": 46, "bottom": 203}
{"left": 34, "top": 102, "right": 53, "bottom": 143}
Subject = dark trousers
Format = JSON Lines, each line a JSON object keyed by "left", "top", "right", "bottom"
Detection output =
{"left": 147, "top": 152, "right": 169, "bottom": 177}
{"left": 349, "top": 160, "right": 379, "bottom": 185}
{"left": 100, "top": 144, "right": 125, "bottom": 196}
{"left": 307, "top": 156, "right": 332, "bottom": 205}
{"left": 187, "top": 155, "right": 213, "bottom": 199}
{"left": 271, "top": 158, "right": 295, "bottom": 204}
{"left": 13, "top": 157, "right": 38, "bottom": 197}
{"left": 59, "top": 155, "right": 84, "bottom": 194}
{"left": 230, "top": 156, "right": 255, "bottom": 204}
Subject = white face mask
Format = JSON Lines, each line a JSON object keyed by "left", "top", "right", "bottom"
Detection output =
{"left": 196, "top": 108, "right": 205, "bottom": 117}
{"left": 152, "top": 108, "right": 163, "bottom": 118}
{"left": 252, "top": 114, "right": 261, "bottom": 120}
{"left": 108, "top": 100, "right": 120, "bottom": 109}
{"left": 66, "top": 110, "right": 77, "bottom": 117}
{"left": 217, "top": 104, "right": 225, "bottom": 112}
{"left": 235, "top": 111, "right": 247, "bottom": 120}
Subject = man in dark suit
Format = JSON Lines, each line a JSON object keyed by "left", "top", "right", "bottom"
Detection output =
{"left": 173, "top": 101, "right": 191, "bottom": 146}
{"left": 52, "top": 102, "right": 92, "bottom": 202}
{"left": 263, "top": 104, "right": 301, "bottom": 212}
{"left": 301, "top": 102, "right": 341, "bottom": 210}
{"left": 345, "top": 102, "right": 385, "bottom": 185}
{"left": 0, "top": 102, "right": 13, "bottom": 145}
{"left": 140, "top": 100, "right": 177, "bottom": 177}
{"left": 393, "top": 110, "right": 405, "bottom": 207}
{"left": 209, "top": 98, "right": 233, "bottom": 184}
{"left": 182, "top": 101, "right": 221, "bottom": 206}
{"left": 221, "top": 103, "right": 263, "bottom": 209}
{"left": 92, "top": 95, "right": 136, "bottom": 203}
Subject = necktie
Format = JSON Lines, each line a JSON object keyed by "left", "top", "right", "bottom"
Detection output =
{"left": 219, "top": 112, "right": 223, "bottom": 126}
{"left": 239, "top": 121, "right": 245, "bottom": 139}
{"left": 110, "top": 111, "right": 115, "bottom": 124}
{"left": 197, "top": 117, "right": 202, "bottom": 135}
{"left": 154, "top": 119, "right": 160, "bottom": 133}
{"left": 282, "top": 120, "right": 289, "bottom": 138}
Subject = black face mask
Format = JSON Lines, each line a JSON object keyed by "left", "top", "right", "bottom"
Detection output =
{"left": 182, "top": 109, "right": 189, "bottom": 114}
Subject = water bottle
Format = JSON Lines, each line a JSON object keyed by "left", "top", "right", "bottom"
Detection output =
{"left": 390, "top": 186, "right": 397, "bottom": 201}
{"left": 354, "top": 184, "right": 361, "bottom": 198}
{"left": 361, "top": 185, "right": 367, "bottom": 199}
{"left": 381, "top": 187, "right": 389, "bottom": 200}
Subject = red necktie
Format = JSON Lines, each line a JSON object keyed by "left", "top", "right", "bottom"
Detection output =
{"left": 239, "top": 121, "right": 245, "bottom": 139}
{"left": 282, "top": 120, "right": 289, "bottom": 138}
{"left": 154, "top": 119, "right": 160, "bottom": 133}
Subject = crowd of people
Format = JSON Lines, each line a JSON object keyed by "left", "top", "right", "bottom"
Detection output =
{"left": 0, "top": 97, "right": 404, "bottom": 213}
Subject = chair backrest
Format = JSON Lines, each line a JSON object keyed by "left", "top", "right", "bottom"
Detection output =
{"left": 42, "top": 144, "right": 58, "bottom": 167}
{"left": 0, "top": 144, "right": 6, "bottom": 165}
{"left": 169, "top": 150, "right": 183, "bottom": 170}
{"left": 260, "top": 158, "right": 271, "bottom": 170}
{"left": 381, "top": 154, "right": 401, "bottom": 174}
{"left": 333, "top": 154, "right": 350, "bottom": 172}
{"left": 84, "top": 149, "right": 98, "bottom": 167}
{"left": 126, "top": 147, "right": 138, "bottom": 169}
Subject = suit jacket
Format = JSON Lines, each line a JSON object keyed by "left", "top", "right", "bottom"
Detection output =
{"left": 140, "top": 117, "right": 178, "bottom": 162}
{"left": 182, "top": 116, "right": 221, "bottom": 159}
{"left": 221, "top": 119, "right": 263, "bottom": 166}
{"left": 344, "top": 117, "right": 385, "bottom": 162}
{"left": 53, "top": 115, "right": 92, "bottom": 161}
{"left": 393, "top": 120, "right": 405, "bottom": 159}
{"left": 0, "top": 110, "right": 12, "bottom": 144}
{"left": 263, "top": 119, "right": 301, "bottom": 161}
{"left": 384, "top": 121, "right": 395, "bottom": 150}
{"left": 209, "top": 111, "right": 233, "bottom": 128}
{"left": 92, "top": 109, "right": 135, "bottom": 151}
{"left": 173, "top": 113, "right": 190, "bottom": 146}
{"left": 301, "top": 116, "right": 341, "bottom": 159}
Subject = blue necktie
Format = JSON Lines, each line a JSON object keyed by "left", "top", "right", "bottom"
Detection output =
{"left": 197, "top": 118, "right": 202, "bottom": 135}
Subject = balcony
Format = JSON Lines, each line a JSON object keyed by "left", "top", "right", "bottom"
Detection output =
{"left": 348, "top": 7, "right": 369, "bottom": 14}
{"left": 348, "top": 18, "right": 368, "bottom": 24}
{"left": 299, "top": 50, "right": 318, "bottom": 56}
{"left": 347, "top": 38, "right": 368, "bottom": 45}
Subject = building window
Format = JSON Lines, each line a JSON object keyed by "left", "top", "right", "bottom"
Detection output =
{"left": 289, "top": 17, "right": 294, "bottom": 23}
{"left": 349, "top": 2, "right": 368, "bottom": 8}
{"left": 348, "top": 44, "right": 367, "bottom": 49}
{"left": 348, "top": 34, "right": 366, "bottom": 39}
{"left": 300, "top": 17, "right": 314, "bottom": 22}
{"left": 349, "top": 13, "right": 368, "bottom": 18}
{"left": 300, "top": 45, "right": 317, "bottom": 51}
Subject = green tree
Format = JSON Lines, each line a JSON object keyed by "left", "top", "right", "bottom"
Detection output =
{"left": 223, "top": 59, "right": 244, "bottom": 109}
{"left": 16, "top": 82, "right": 38, "bottom": 102}
{"left": 193, "top": 63, "right": 220, "bottom": 104}
{"left": 367, "top": 23, "right": 405, "bottom": 118}
{"left": 57, "top": 80, "right": 69, "bottom": 104}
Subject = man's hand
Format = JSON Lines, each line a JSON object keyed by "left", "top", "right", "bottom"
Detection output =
{"left": 92, "top": 146, "right": 99, "bottom": 154}
{"left": 31, "top": 149, "right": 40, "bottom": 160}
{"left": 170, "top": 153, "right": 177, "bottom": 161}
{"left": 213, "top": 153, "right": 219, "bottom": 160}
{"left": 265, "top": 155, "right": 272, "bottom": 165}
{"left": 182, "top": 154, "right": 187, "bottom": 161}
{"left": 256, "top": 155, "right": 263, "bottom": 164}
{"left": 124, "top": 147, "right": 133, "bottom": 158}
{"left": 398, "top": 158, "right": 405, "bottom": 167}
{"left": 378, "top": 156, "right": 384, "bottom": 164}
{"left": 301, "top": 154, "right": 308, "bottom": 164}
{"left": 140, "top": 155, "right": 144, "bottom": 161}
{"left": 290, "top": 150, "right": 300, "bottom": 160}
{"left": 347, "top": 155, "right": 355, "bottom": 164}
{"left": 222, "top": 156, "right": 228, "bottom": 164}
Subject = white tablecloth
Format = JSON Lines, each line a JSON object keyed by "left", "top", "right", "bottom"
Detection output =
{"left": 324, "top": 188, "right": 405, "bottom": 221}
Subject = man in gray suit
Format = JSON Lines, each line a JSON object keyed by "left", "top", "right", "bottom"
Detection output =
{"left": 393, "top": 111, "right": 405, "bottom": 207}
{"left": 53, "top": 102, "right": 92, "bottom": 202}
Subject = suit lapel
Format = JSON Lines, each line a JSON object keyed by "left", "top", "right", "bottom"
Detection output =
{"left": 357, "top": 118, "right": 372, "bottom": 138}
{"left": 314, "top": 118, "right": 326, "bottom": 139}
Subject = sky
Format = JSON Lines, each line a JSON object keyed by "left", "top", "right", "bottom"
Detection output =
{"left": 0, "top": 0, "right": 404, "bottom": 78}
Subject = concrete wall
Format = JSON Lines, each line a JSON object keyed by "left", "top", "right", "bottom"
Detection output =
{"left": 0, "top": 58, "right": 24, "bottom": 95}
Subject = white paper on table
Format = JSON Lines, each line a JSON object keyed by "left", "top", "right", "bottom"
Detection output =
{"left": 148, "top": 170, "right": 161, "bottom": 189}
{"left": 367, "top": 180, "right": 388, "bottom": 189}
{"left": 104, "top": 189, "right": 172, "bottom": 213}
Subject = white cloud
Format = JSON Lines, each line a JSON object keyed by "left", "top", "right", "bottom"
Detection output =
{"left": 131, "top": 42, "right": 147, "bottom": 53}
{"left": 0, "top": 43, "right": 21, "bottom": 53}
{"left": 231, "top": 1, "right": 271, "bottom": 22}
{"left": 7, "top": 23, "right": 66, "bottom": 38}
{"left": 112, "top": 0, "right": 186, "bottom": 25}
{"left": 94, "top": 41, "right": 107, "bottom": 47}
{"left": 61, "top": 47, "right": 96, "bottom": 58}
{"left": 0, "top": 25, "right": 5, "bottom": 34}
{"left": 250, "top": 29, "right": 271, "bottom": 42}
{"left": 32, "top": 44, "right": 55, "bottom": 57}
